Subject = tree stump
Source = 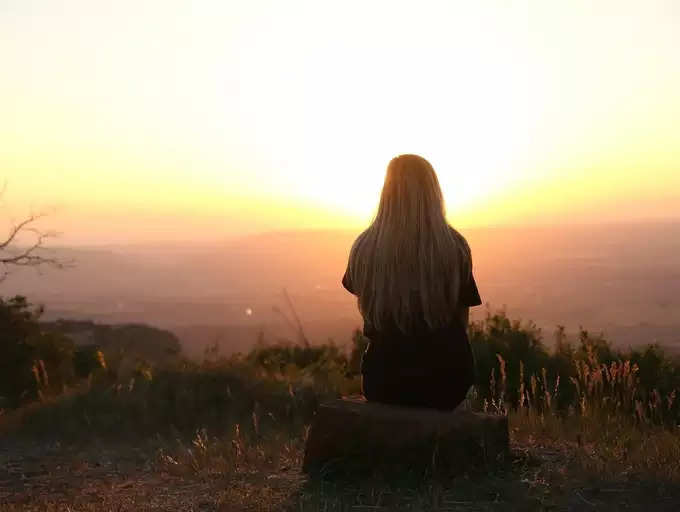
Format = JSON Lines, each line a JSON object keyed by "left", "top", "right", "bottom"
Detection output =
{"left": 303, "top": 396, "right": 508, "bottom": 474}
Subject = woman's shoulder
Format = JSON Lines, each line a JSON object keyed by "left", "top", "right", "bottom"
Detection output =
{"left": 349, "top": 228, "right": 372, "bottom": 254}
{"left": 447, "top": 226, "right": 471, "bottom": 255}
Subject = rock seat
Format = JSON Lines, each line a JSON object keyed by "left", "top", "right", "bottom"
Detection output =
{"left": 303, "top": 396, "right": 508, "bottom": 474}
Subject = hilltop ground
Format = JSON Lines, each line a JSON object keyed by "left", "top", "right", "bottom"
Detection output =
{"left": 4, "top": 310, "right": 680, "bottom": 511}
{"left": 3, "top": 411, "right": 680, "bottom": 511}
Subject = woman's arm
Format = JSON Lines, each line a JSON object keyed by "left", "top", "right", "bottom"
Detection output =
{"left": 458, "top": 307, "right": 470, "bottom": 329}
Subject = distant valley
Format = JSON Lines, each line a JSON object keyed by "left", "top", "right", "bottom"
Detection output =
{"left": 4, "top": 221, "right": 680, "bottom": 358}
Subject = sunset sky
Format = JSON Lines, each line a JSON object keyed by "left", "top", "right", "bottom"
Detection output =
{"left": 1, "top": 0, "right": 679, "bottom": 244}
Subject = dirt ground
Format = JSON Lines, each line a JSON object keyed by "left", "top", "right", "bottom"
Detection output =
{"left": 2, "top": 437, "right": 680, "bottom": 511}
{"left": 0, "top": 436, "right": 301, "bottom": 511}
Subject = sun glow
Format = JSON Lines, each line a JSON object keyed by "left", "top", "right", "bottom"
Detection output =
{"left": 1, "top": 0, "right": 679, "bottom": 243}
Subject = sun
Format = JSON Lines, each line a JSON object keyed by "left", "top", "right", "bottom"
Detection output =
{"left": 280, "top": 131, "right": 529, "bottom": 224}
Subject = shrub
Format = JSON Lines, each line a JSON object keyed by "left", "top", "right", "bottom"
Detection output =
{"left": 0, "top": 296, "right": 75, "bottom": 407}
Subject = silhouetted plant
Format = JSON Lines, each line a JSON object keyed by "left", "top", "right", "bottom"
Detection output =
{"left": 0, "top": 296, "right": 75, "bottom": 407}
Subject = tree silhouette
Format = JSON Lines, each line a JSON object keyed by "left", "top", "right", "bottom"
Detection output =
{"left": 0, "top": 185, "right": 70, "bottom": 282}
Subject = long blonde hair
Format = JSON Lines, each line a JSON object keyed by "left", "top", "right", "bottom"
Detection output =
{"left": 347, "top": 154, "right": 472, "bottom": 333}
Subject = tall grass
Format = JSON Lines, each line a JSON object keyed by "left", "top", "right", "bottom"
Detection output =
{"left": 6, "top": 309, "right": 680, "bottom": 484}
{"left": 473, "top": 310, "right": 680, "bottom": 426}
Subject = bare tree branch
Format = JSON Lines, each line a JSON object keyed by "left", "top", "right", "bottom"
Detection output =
{"left": 271, "top": 289, "right": 310, "bottom": 346}
{"left": 282, "top": 288, "right": 309, "bottom": 347}
{"left": 0, "top": 209, "right": 73, "bottom": 283}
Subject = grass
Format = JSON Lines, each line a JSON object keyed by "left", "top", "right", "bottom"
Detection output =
{"left": 4, "top": 312, "right": 680, "bottom": 510}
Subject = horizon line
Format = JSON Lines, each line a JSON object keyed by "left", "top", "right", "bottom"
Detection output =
{"left": 44, "top": 216, "right": 680, "bottom": 250}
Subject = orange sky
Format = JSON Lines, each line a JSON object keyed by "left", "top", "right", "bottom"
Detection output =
{"left": 1, "top": 0, "right": 679, "bottom": 244}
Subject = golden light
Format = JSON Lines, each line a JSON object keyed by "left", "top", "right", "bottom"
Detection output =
{"left": 0, "top": 0, "right": 678, "bottom": 243}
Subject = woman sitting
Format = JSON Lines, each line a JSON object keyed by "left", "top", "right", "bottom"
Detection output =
{"left": 342, "top": 154, "right": 482, "bottom": 410}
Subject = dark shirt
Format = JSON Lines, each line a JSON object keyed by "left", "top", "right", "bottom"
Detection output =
{"left": 342, "top": 268, "right": 482, "bottom": 377}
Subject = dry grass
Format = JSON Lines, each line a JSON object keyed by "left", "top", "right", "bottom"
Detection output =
{"left": 4, "top": 405, "right": 680, "bottom": 511}
{"left": 5, "top": 314, "right": 680, "bottom": 510}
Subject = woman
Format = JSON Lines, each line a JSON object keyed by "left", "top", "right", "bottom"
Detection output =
{"left": 342, "top": 154, "right": 482, "bottom": 410}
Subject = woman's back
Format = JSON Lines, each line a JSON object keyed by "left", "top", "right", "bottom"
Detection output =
{"left": 342, "top": 154, "right": 482, "bottom": 410}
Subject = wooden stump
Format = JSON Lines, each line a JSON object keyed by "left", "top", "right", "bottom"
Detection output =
{"left": 303, "top": 396, "right": 508, "bottom": 474}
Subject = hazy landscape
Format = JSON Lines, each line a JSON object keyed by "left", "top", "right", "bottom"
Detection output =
{"left": 3, "top": 1, "right": 680, "bottom": 508}
{"left": 4, "top": 221, "right": 679, "bottom": 358}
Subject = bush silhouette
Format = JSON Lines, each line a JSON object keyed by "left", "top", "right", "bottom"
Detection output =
{"left": 0, "top": 296, "right": 75, "bottom": 407}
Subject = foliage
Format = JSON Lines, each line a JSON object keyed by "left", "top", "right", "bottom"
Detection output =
{"left": 6, "top": 306, "right": 680, "bottom": 510}
{"left": 0, "top": 296, "right": 75, "bottom": 407}
{"left": 0, "top": 298, "right": 185, "bottom": 411}
{"left": 46, "top": 319, "right": 183, "bottom": 381}
{"left": 6, "top": 302, "right": 680, "bottom": 442}
{"left": 471, "top": 309, "right": 680, "bottom": 425}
